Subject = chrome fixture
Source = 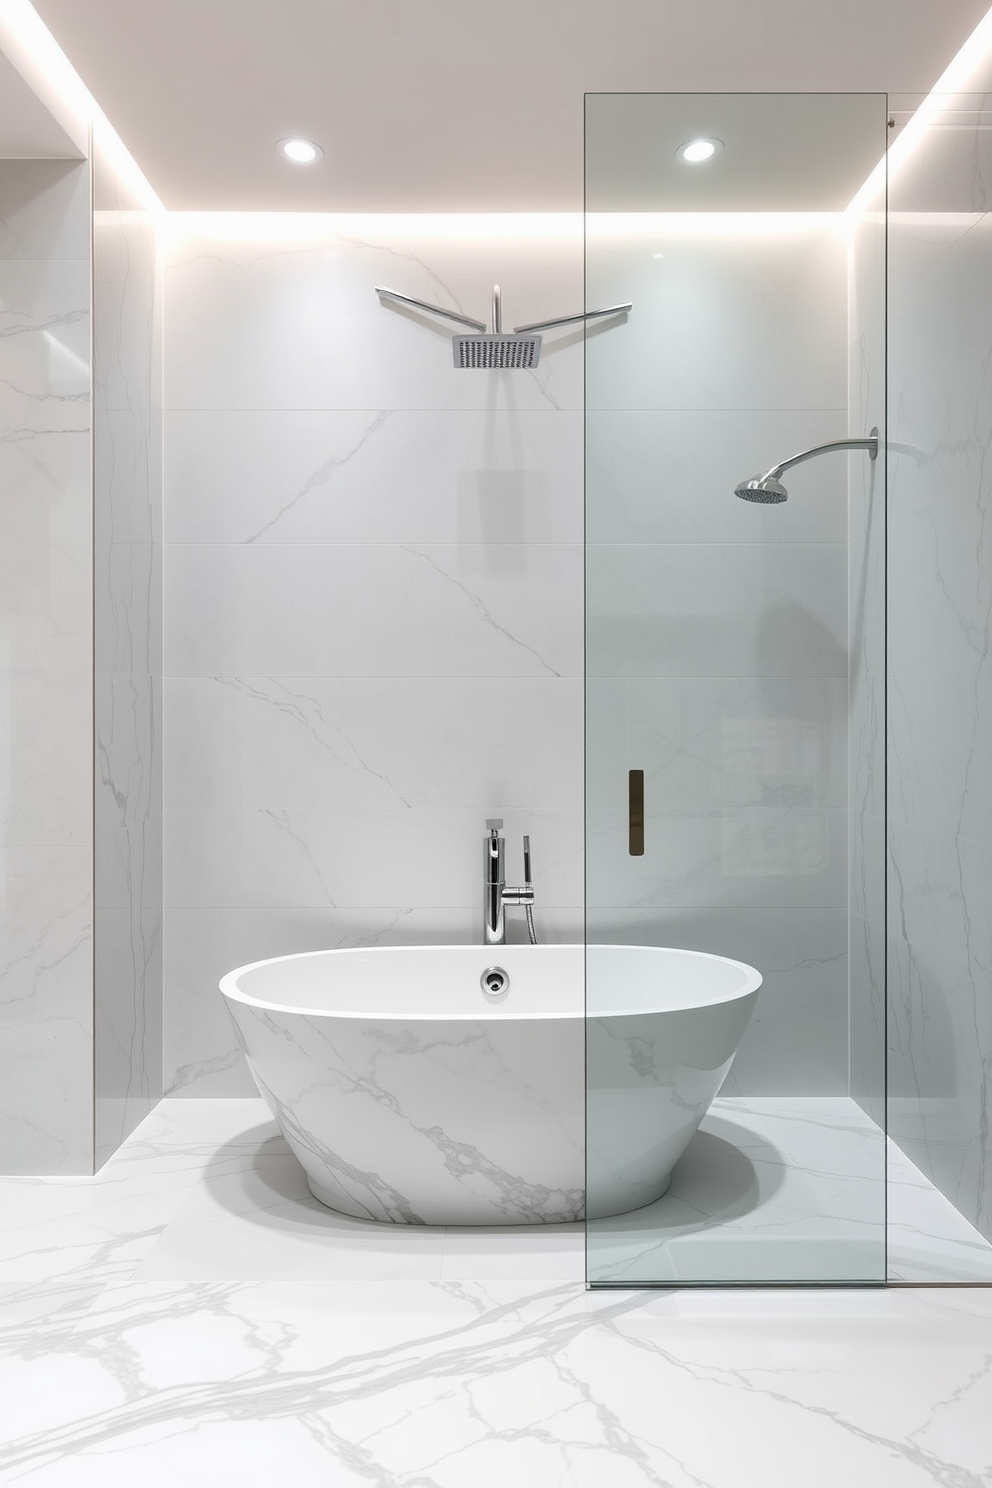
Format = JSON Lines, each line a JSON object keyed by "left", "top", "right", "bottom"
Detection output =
{"left": 483, "top": 819, "right": 536, "bottom": 945}
{"left": 480, "top": 965, "right": 510, "bottom": 1000}
{"left": 375, "top": 284, "right": 632, "bottom": 369}
{"left": 735, "top": 427, "right": 879, "bottom": 503}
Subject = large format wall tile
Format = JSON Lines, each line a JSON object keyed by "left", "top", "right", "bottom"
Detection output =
{"left": 586, "top": 676, "right": 849, "bottom": 811}
{"left": 586, "top": 906, "right": 849, "bottom": 1095}
{"left": 0, "top": 160, "right": 93, "bottom": 1174}
{"left": 584, "top": 209, "right": 851, "bottom": 1100}
{"left": 165, "top": 224, "right": 584, "bottom": 412}
{"left": 164, "top": 210, "right": 855, "bottom": 1101}
{"left": 165, "top": 675, "right": 581, "bottom": 813}
{"left": 92, "top": 122, "right": 164, "bottom": 1166}
{"left": 0, "top": 845, "right": 93, "bottom": 1171}
{"left": 586, "top": 543, "right": 848, "bottom": 678}
{"left": 0, "top": 159, "right": 89, "bottom": 259}
{"left": 847, "top": 193, "right": 887, "bottom": 1136}
{"left": 166, "top": 408, "right": 583, "bottom": 546}
{"left": 883, "top": 85, "right": 992, "bottom": 1253}
{"left": 585, "top": 226, "right": 847, "bottom": 410}
{"left": 165, "top": 541, "right": 582, "bottom": 678}
{"left": 164, "top": 805, "right": 583, "bottom": 912}
{"left": 586, "top": 407, "right": 849, "bottom": 545}
{"left": 163, "top": 220, "right": 587, "bottom": 1093}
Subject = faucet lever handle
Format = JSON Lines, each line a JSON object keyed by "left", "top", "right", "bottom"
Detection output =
{"left": 522, "top": 834, "right": 532, "bottom": 885}
{"left": 486, "top": 818, "right": 503, "bottom": 833}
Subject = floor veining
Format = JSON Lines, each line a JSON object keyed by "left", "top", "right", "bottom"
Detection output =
{"left": 1, "top": 1098, "right": 990, "bottom": 1487}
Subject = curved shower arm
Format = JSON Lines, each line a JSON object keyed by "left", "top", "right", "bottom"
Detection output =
{"left": 766, "top": 432, "right": 879, "bottom": 481}
{"left": 374, "top": 286, "right": 487, "bottom": 332}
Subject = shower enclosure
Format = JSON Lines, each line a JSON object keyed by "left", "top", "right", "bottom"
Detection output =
{"left": 584, "top": 94, "right": 890, "bottom": 1285}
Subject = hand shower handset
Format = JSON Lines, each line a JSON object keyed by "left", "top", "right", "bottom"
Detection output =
{"left": 504, "top": 834, "right": 537, "bottom": 946}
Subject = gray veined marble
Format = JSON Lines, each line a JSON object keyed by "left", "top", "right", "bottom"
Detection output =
{"left": 219, "top": 944, "right": 759, "bottom": 1227}
{"left": 0, "top": 156, "right": 94, "bottom": 1175}
{"left": 881, "top": 85, "right": 992, "bottom": 1261}
{"left": 92, "top": 117, "right": 164, "bottom": 1169}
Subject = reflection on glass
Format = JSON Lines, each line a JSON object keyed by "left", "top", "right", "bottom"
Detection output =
{"left": 584, "top": 94, "right": 888, "bottom": 1285}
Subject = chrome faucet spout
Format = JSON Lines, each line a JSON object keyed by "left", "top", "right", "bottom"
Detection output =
{"left": 482, "top": 820, "right": 536, "bottom": 945}
{"left": 483, "top": 820, "right": 505, "bottom": 946}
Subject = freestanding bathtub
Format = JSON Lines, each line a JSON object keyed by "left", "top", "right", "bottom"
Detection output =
{"left": 220, "top": 944, "right": 760, "bottom": 1226}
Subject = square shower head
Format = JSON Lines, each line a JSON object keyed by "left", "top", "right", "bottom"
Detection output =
{"left": 452, "top": 333, "right": 542, "bottom": 369}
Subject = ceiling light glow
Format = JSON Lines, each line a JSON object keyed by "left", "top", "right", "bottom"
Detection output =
{"left": 677, "top": 137, "right": 723, "bottom": 164}
{"left": 277, "top": 137, "right": 323, "bottom": 165}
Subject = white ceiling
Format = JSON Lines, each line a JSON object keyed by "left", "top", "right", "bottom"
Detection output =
{"left": 11, "top": 0, "right": 992, "bottom": 209}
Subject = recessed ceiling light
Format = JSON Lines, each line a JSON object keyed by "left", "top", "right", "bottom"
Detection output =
{"left": 676, "top": 137, "right": 723, "bottom": 165}
{"left": 277, "top": 137, "right": 323, "bottom": 165}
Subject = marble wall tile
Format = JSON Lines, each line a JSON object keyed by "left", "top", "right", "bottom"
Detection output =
{"left": 0, "top": 259, "right": 90, "bottom": 428}
{"left": 587, "top": 675, "right": 849, "bottom": 812}
{"left": 0, "top": 159, "right": 89, "bottom": 259}
{"left": 0, "top": 665, "right": 91, "bottom": 849}
{"left": 585, "top": 805, "right": 847, "bottom": 910}
{"left": 95, "top": 670, "right": 160, "bottom": 840}
{"left": 166, "top": 408, "right": 583, "bottom": 545}
{"left": 585, "top": 225, "right": 848, "bottom": 410}
{"left": 165, "top": 541, "right": 582, "bottom": 678}
{"left": 0, "top": 846, "right": 93, "bottom": 1172}
{"left": 586, "top": 408, "right": 849, "bottom": 545}
{"left": 164, "top": 805, "right": 583, "bottom": 912}
{"left": 164, "top": 224, "right": 584, "bottom": 412}
{"left": 845, "top": 184, "right": 888, "bottom": 1141}
{"left": 163, "top": 212, "right": 853, "bottom": 1103}
{"left": 888, "top": 88, "right": 992, "bottom": 216}
{"left": 586, "top": 543, "right": 848, "bottom": 679}
{"left": 165, "top": 675, "right": 581, "bottom": 813}
{"left": 586, "top": 907, "right": 849, "bottom": 1095}
{"left": 162, "top": 220, "right": 587, "bottom": 1093}
{"left": 883, "top": 90, "right": 992, "bottom": 1257}
{"left": 92, "top": 122, "right": 164, "bottom": 1165}
{"left": 583, "top": 209, "right": 852, "bottom": 1105}
{"left": 94, "top": 405, "right": 162, "bottom": 546}
{"left": 0, "top": 160, "right": 93, "bottom": 1175}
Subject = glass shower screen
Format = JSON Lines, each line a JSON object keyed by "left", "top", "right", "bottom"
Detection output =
{"left": 584, "top": 94, "right": 888, "bottom": 1285}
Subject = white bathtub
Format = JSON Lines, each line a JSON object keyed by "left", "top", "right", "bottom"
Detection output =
{"left": 220, "top": 944, "right": 760, "bottom": 1226}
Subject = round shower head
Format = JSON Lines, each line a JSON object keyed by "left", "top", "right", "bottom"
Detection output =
{"left": 734, "top": 474, "right": 788, "bottom": 504}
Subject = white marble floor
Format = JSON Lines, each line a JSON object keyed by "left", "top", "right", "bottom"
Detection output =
{"left": 2, "top": 1098, "right": 991, "bottom": 1487}
{"left": 590, "top": 1096, "right": 992, "bottom": 1286}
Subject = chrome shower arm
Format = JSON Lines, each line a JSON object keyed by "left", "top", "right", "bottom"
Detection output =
{"left": 375, "top": 286, "right": 487, "bottom": 332}
{"left": 513, "top": 302, "right": 632, "bottom": 334}
{"left": 767, "top": 433, "right": 879, "bottom": 481}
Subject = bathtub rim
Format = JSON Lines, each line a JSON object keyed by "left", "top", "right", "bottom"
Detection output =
{"left": 219, "top": 942, "right": 762, "bottom": 1021}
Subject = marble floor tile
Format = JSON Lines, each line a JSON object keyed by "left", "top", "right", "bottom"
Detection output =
{"left": 2, "top": 1101, "right": 990, "bottom": 1487}
{"left": 115, "top": 1096, "right": 287, "bottom": 1156}
{"left": 440, "top": 1222, "right": 585, "bottom": 1281}
{"left": 887, "top": 1142, "right": 992, "bottom": 1284}
{"left": 589, "top": 1096, "right": 992, "bottom": 1286}
{"left": 131, "top": 1158, "right": 447, "bottom": 1282}
{"left": 588, "top": 1098, "right": 887, "bottom": 1285}
{"left": 2, "top": 1280, "right": 990, "bottom": 1488}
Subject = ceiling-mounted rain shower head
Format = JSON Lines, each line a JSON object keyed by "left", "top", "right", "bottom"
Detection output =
{"left": 375, "top": 283, "right": 632, "bottom": 369}
{"left": 734, "top": 428, "right": 879, "bottom": 504}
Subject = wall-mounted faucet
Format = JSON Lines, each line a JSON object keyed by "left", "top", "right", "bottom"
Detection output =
{"left": 483, "top": 820, "right": 536, "bottom": 945}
